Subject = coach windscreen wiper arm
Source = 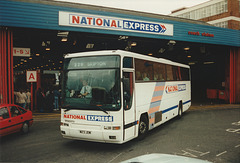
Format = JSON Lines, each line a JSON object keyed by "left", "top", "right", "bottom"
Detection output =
{"left": 94, "top": 105, "right": 109, "bottom": 115}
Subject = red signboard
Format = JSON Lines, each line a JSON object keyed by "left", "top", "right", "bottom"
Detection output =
{"left": 13, "top": 47, "right": 31, "bottom": 57}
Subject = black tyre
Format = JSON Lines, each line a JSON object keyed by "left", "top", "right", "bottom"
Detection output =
{"left": 22, "top": 122, "right": 29, "bottom": 134}
{"left": 178, "top": 101, "right": 183, "bottom": 118}
{"left": 138, "top": 115, "right": 148, "bottom": 140}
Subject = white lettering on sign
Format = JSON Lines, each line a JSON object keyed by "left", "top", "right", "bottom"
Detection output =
{"left": 13, "top": 47, "right": 31, "bottom": 57}
{"left": 26, "top": 71, "right": 37, "bottom": 82}
{"left": 178, "top": 84, "right": 186, "bottom": 91}
{"left": 87, "top": 62, "right": 107, "bottom": 67}
{"left": 73, "top": 62, "right": 107, "bottom": 68}
{"left": 87, "top": 115, "right": 113, "bottom": 122}
{"left": 165, "top": 84, "right": 186, "bottom": 94}
{"left": 63, "top": 114, "right": 113, "bottom": 122}
{"left": 59, "top": 11, "right": 174, "bottom": 36}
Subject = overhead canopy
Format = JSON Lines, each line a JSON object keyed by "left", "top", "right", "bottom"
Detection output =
{"left": 0, "top": 0, "right": 239, "bottom": 47}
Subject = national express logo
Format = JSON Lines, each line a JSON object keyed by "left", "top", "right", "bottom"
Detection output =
{"left": 59, "top": 11, "right": 173, "bottom": 36}
{"left": 165, "top": 84, "right": 186, "bottom": 94}
{"left": 63, "top": 114, "right": 114, "bottom": 122}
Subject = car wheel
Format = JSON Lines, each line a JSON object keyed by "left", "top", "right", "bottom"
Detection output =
{"left": 138, "top": 115, "right": 148, "bottom": 140}
{"left": 22, "top": 122, "right": 29, "bottom": 134}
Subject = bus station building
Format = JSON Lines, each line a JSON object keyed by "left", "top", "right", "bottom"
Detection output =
{"left": 0, "top": 0, "right": 240, "bottom": 107}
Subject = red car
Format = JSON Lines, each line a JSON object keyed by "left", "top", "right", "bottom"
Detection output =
{"left": 0, "top": 104, "right": 33, "bottom": 137}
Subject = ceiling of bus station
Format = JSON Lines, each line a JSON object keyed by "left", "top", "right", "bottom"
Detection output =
{"left": 12, "top": 27, "right": 231, "bottom": 103}
{"left": 13, "top": 27, "right": 229, "bottom": 73}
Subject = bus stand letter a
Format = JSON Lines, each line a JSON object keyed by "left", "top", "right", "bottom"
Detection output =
{"left": 29, "top": 73, "right": 35, "bottom": 80}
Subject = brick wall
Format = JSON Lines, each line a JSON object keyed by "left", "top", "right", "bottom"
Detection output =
{"left": 228, "top": 20, "right": 240, "bottom": 30}
{"left": 200, "top": 0, "right": 240, "bottom": 30}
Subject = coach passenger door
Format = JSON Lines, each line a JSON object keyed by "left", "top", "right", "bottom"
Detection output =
{"left": 123, "top": 71, "right": 136, "bottom": 141}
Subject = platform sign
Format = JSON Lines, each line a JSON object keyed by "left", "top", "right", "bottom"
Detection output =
{"left": 13, "top": 47, "right": 31, "bottom": 57}
{"left": 26, "top": 71, "right": 37, "bottom": 82}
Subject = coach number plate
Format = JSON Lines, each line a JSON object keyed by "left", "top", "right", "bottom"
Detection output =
{"left": 79, "top": 130, "right": 91, "bottom": 134}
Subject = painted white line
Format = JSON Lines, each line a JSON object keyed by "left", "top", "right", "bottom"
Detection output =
{"left": 186, "top": 148, "right": 203, "bottom": 154}
{"left": 200, "top": 151, "right": 210, "bottom": 156}
{"left": 216, "top": 151, "right": 227, "bottom": 157}
{"left": 232, "top": 121, "right": 240, "bottom": 126}
{"left": 235, "top": 144, "right": 240, "bottom": 148}
{"left": 107, "top": 152, "right": 123, "bottom": 163}
{"left": 186, "top": 148, "right": 210, "bottom": 156}
{"left": 181, "top": 150, "right": 198, "bottom": 158}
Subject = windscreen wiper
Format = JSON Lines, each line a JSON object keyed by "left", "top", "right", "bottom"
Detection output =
{"left": 64, "top": 105, "right": 109, "bottom": 115}
{"left": 94, "top": 105, "right": 109, "bottom": 115}
{"left": 64, "top": 108, "right": 82, "bottom": 112}
{"left": 64, "top": 108, "right": 73, "bottom": 112}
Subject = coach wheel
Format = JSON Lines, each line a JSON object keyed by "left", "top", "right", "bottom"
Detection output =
{"left": 22, "top": 122, "right": 29, "bottom": 134}
{"left": 138, "top": 115, "right": 148, "bottom": 140}
{"left": 178, "top": 102, "right": 183, "bottom": 118}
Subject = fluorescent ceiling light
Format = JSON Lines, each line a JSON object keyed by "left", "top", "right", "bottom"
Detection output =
{"left": 204, "top": 61, "right": 215, "bottom": 64}
{"left": 168, "top": 40, "right": 176, "bottom": 45}
{"left": 61, "top": 38, "right": 68, "bottom": 42}
{"left": 131, "top": 42, "right": 137, "bottom": 46}
{"left": 118, "top": 36, "right": 128, "bottom": 40}
{"left": 57, "top": 31, "right": 69, "bottom": 37}
{"left": 188, "top": 62, "right": 195, "bottom": 65}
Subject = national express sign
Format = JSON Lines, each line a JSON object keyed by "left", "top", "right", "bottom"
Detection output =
{"left": 59, "top": 11, "right": 173, "bottom": 36}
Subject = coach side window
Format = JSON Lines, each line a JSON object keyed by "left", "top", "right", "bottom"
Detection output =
{"left": 181, "top": 67, "right": 190, "bottom": 81}
{"left": 135, "top": 59, "right": 153, "bottom": 81}
{"left": 172, "top": 66, "right": 181, "bottom": 81}
{"left": 166, "top": 65, "right": 174, "bottom": 81}
{"left": 123, "top": 57, "right": 133, "bottom": 68}
{"left": 153, "top": 63, "right": 166, "bottom": 81}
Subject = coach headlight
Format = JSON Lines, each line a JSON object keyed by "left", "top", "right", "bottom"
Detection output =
{"left": 61, "top": 122, "right": 69, "bottom": 126}
{"left": 104, "top": 126, "right": 111, "bottom": 130}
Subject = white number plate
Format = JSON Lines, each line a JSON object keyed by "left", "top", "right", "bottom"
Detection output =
{"left": 79, "top": 130, "right": 91, "bottom": 134}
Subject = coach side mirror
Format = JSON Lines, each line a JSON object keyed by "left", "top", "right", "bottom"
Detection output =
{"left": 0, "top": 116, "right": 3, "bottom": 120}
